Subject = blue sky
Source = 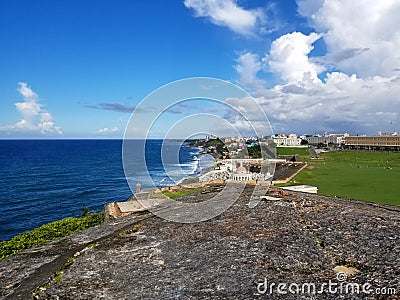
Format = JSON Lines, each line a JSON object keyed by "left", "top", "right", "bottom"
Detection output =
{"left": 1, "top": 0, "right": 399, "bottom": 138}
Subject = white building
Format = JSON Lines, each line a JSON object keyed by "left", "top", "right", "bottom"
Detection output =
{"left": 273, "top": 134, "right": 302, "bottom": 146}
{"left": 201, "top": 159, "right": 274, "bottom": 183}
{"left": 305, "top": 133, "right": 349, "bottom": 145}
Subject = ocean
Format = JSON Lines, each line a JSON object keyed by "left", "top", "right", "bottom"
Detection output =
{"left": 0, "top": 139, "right": 201, "bottom": 241}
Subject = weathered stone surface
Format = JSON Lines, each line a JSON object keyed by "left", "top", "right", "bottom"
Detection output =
{"left": 333, "top": 265, "right": 358, "bottom": 275}
{"left": 0, "top": 214, "right": 152, "bottom": 299}
{"left": 1, "top": 186, "right": 399, "bottom": 299}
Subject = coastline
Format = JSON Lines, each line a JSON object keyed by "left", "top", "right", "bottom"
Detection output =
{"left": 0, "top": 140, "right": 201, "bottom": 241}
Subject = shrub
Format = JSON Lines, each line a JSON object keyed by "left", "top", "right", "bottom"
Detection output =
{"left": 0, "top": 212, "right": 104, "bottom": 261}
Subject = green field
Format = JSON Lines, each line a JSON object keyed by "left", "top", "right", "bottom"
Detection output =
{"left": 163, "top": 188, "right": 203, "bottom": 199}
{"left": 276, "top": 147, "right": 310, "bottom": 161}
{"left": 281, "top": 150, "right": 400, "bottom": 206}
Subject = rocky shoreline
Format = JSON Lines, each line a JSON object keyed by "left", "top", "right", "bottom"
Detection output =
{"left": 1, "top": 185, "right": 399, "bottom": 299}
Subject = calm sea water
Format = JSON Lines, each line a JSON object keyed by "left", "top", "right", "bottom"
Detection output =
{"left": 0, "top": 139, "right": 200, "bottom": 241}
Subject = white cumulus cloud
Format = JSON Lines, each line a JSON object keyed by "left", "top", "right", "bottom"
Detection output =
{"left": 183, "top": 0, "right": 399, "bottom": 133}
{"left": 39, "top": 112, "right": 63, "bottom": 135}
{"left": 234, "top": 28, "right": 400, "bottom": 134}
{"left": 96, "top": 127, "right": 119, "bottom": 134}
{"left": 184, "top": 0, "right": 265, "bottom": 36}
{"left": 0, "top": 82, "right": 63, "bottom": 135}
{"left": 297, "top": 0, "right": 400, "bottom": 77}
{"left": 15, "top": 82, "right": 41, "bottom": 121}
{"left": 267, "top": 32, "right": 324, "bottom": 87}
{"left": 235, "top": 52, "right": 266, "bottom": 92}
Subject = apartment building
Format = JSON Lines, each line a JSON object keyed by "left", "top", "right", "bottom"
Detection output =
{"left": 345, "top": 135, "right": 400, "bottom": 150}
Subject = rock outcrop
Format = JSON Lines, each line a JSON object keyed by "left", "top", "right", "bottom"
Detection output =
{"left": 1, "top": 186, "right": 399, "bottom": 299}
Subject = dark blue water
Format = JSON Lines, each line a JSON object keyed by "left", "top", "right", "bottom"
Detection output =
{"left": 0, "top": 139, "right": 199, "bottom": 241}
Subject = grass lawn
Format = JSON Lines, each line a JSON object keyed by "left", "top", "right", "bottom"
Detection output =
{"left": 281, "top": 150, "right": 400, "bottom": 206}
{"left": 276, "top": 147, "right": 310, "bottom": 161}
{"left": 162, "top": 188, "right": 203, "bottom": 200}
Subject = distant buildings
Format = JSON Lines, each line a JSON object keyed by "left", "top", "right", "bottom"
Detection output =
{"left": 305, "top": 133, "right": 349, "bottom": 145}
{"left": 222, "top": 136, "right": 261, "bottom": 158}
{"left": 344, "top": 134, "right": 400, "bottom": 150}
{"left": 273, "top": 134, "right": 302, "bottom": 146}
{"left": 199, "top": 159, "right": 275, "bottom": 184}
{"left": 272, "top": 133, "right": 349, "bottom": 147}
{"left": 220, "top": 131, "right": 400, "bottom": 151}
{"left": 273, "top": 132, "right": 400, "bottom": 150}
